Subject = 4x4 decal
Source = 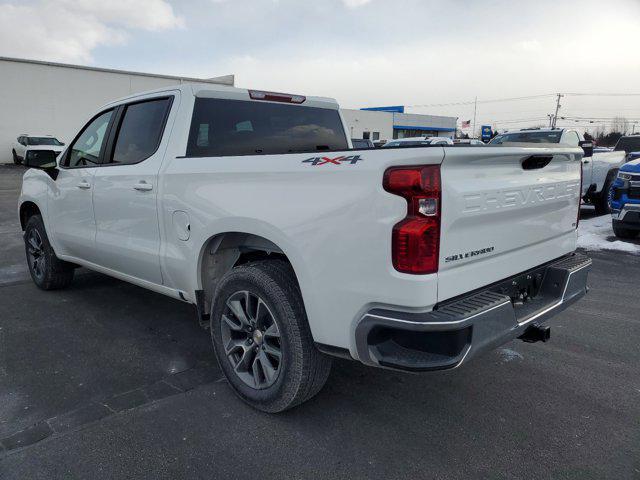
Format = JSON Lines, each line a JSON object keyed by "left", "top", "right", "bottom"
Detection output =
{"left": 302, "top": 155, "right": 363, "bottom": 166}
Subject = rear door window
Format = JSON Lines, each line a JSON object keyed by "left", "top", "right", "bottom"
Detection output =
{"left": 187, "top": 98, "right": 348, "bottom": 157}
{"left": 110, "top": 97, "right": 172, "bottom": 165}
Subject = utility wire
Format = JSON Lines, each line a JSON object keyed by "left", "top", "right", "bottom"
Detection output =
{"left": 564, "top": 93, "right": 640, "bottom": 97}
{"left": 406, "top": 94, "right": 556, "bottom": 109}
{"left": 560, "top": 115, "right": 640, "bottom": 120}
{"left": 486, "top": 117, "right": 550, "bottom": 125}
{"left": 405, "top": 92, "right": 640, "bottom": 110}
{"left": 406, "top": 92, "right": 640, "bottom": 134}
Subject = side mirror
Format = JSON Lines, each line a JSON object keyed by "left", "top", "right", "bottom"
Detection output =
{"left": 24, "top": 150, "right": 58, "bottom": 170}
{"left": 579, "top": 140, "right": 593, "bottom": 158}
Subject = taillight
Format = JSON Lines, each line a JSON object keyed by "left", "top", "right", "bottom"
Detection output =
{"left": 248, "top": 90, "right": 306, "bottom": 104}
{"left": 383, "top": 165, "right": 441, "bottom": 274}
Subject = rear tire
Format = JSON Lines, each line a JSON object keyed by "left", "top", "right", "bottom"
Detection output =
{"left": 594, "top": 170, "right": 617, "bottom": 215}
{"left": 613, "top": 223, "right": 639, "bottom": 240}
{"left": 210, "top": 259, "right": 332, "bottom": 412}
{"left": 24, "top": 215, "right": 75, "bottom": 290}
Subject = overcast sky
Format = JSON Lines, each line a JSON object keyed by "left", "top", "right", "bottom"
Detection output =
{"left": 1, "top": 0, "right": 639, "bottom": 132}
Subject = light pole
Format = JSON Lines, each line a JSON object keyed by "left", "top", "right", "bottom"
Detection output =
{"left": 551, "top": 94, "right": 563, "bottom": 129}
{"left": 472, "top": 96, "right": 478, "bottom": 139}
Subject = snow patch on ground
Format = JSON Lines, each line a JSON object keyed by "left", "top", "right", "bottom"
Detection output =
{"left": 577, "top": 214, "right": 640, "bottom": 254}
{"left": 498, "top": 348, "right": 523, "bottom": 362}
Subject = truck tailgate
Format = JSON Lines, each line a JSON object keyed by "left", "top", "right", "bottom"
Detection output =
{"left": 437, "top": 146, "right": 582, "bottom": 302}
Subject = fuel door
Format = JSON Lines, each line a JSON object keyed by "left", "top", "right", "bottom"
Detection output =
{"left": 172, "top": 210, "right": 191, "bottom": 241}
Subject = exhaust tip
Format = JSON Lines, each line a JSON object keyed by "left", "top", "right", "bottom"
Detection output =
{"left": 519, "top": 324, "right": 551, "bottom": 343}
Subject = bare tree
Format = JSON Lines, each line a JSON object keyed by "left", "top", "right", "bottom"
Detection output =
{"left": 593, "top": 124, "right": 606, "bottom": 138}
{"left": 611, "top": 116, "right": 630, "bottom": 134}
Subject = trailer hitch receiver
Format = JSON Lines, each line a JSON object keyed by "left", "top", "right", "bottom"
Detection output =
{"left": 518, "top": 324, "right": 551, "bottom": 343}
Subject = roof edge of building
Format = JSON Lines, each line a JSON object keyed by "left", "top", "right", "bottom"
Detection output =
{"left": 393, "top": 124, "right": 456, "bottom": 132}
{"left": 0, "top": 56, "right": 234, "bottom": 86}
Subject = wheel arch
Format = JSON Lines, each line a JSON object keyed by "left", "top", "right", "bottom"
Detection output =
{"left": 19, "top": 201, "right": 42, "bottom": 231}
{"left": 196, "top": 231, "right": 305, "bottom": 318}
{"left": 600, "top": 167, "right": 619, "bottom": 196}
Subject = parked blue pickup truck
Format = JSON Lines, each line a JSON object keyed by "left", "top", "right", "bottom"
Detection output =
{"left": 611, "top": 157, "right": 640, "bottom": 239}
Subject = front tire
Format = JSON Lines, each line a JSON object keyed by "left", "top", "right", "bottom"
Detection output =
{"left": 594, "top": 170, "right": 617, "bottom": 215}
{"left": 210, "top": 260, "right": 332, "bottom": 412}
{"left": 12, "top": 150, "right": 20, "bottom": 165}
{"left": 24, "top": 215, "right": 75, "bottom": 290}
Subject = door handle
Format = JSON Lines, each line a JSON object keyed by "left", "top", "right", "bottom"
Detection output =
{"left": 77, "top": 181, "right": 91, "bottom": 189}
{"left": 582, "top": 160, "right": 590, "bottom": 164}
{"left": 133, "top": 181, "right": 153, "bottom": 192}
{"left": 522, "top": 155, "right": 553, "bottom": 170}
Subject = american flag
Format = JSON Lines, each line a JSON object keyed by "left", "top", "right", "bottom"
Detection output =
{"left": 461, "top": 120, "right": 471, "bottom": 129}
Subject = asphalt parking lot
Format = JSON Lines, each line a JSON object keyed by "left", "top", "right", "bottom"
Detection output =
{"left": 1, "top": 163, "right": 639, "bottom": 479}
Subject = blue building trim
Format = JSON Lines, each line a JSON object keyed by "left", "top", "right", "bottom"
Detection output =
{"left": 393, "top": 124, "right": 456, "bottom": 132}
{"left": 361, "top": 105, "right": 405, "bottom": 113}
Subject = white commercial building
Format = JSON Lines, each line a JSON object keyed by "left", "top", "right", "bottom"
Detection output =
{"left": 341, "top": 106, "right": 457, "bottom": 142}
{"left": 0, "top": 56, "right": 233, "bottom": 163}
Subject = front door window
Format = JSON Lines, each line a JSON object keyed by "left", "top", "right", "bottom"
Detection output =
{"left": 67, "top": 110, "right": 113, "bottom": 167}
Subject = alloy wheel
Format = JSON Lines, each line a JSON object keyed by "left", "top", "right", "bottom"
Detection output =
{"left": 26, "top": 229, "right": 45, "bottom": 281}
{"left": 607, "top": 183, "right": 614, "bottom": 210}
{"left": 220, "top": 290, "right": 282, "bottom": 389}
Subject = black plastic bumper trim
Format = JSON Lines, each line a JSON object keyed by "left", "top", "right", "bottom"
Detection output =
{"left": 612, "top": 218, "right": 640, "bottom": 231}
{"left": 315, "top": 343, "right": 354, "bottom": 360}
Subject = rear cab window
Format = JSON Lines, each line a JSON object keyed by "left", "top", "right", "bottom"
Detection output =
{"left": 186, "top": 98, "right": 348, "bottom": 157}
{"left": 491, "top": 131, "right": 563, "bottom": 144}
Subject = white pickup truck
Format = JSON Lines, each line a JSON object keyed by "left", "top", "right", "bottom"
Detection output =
{"left": 490, "top": 128, "right": 627, "bottom": 214}
{"left": 19, "top": 84, "right": 591, "bottom": 412}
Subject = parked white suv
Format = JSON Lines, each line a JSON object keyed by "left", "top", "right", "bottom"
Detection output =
{"left": 12, "top": 134, "right": 64, "bottom": 165}
{"left": 19, "top": 84, "right": 591, "bottom": 411}
{"left": 490, "top": 128, "right": 626, "bottom": 214}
